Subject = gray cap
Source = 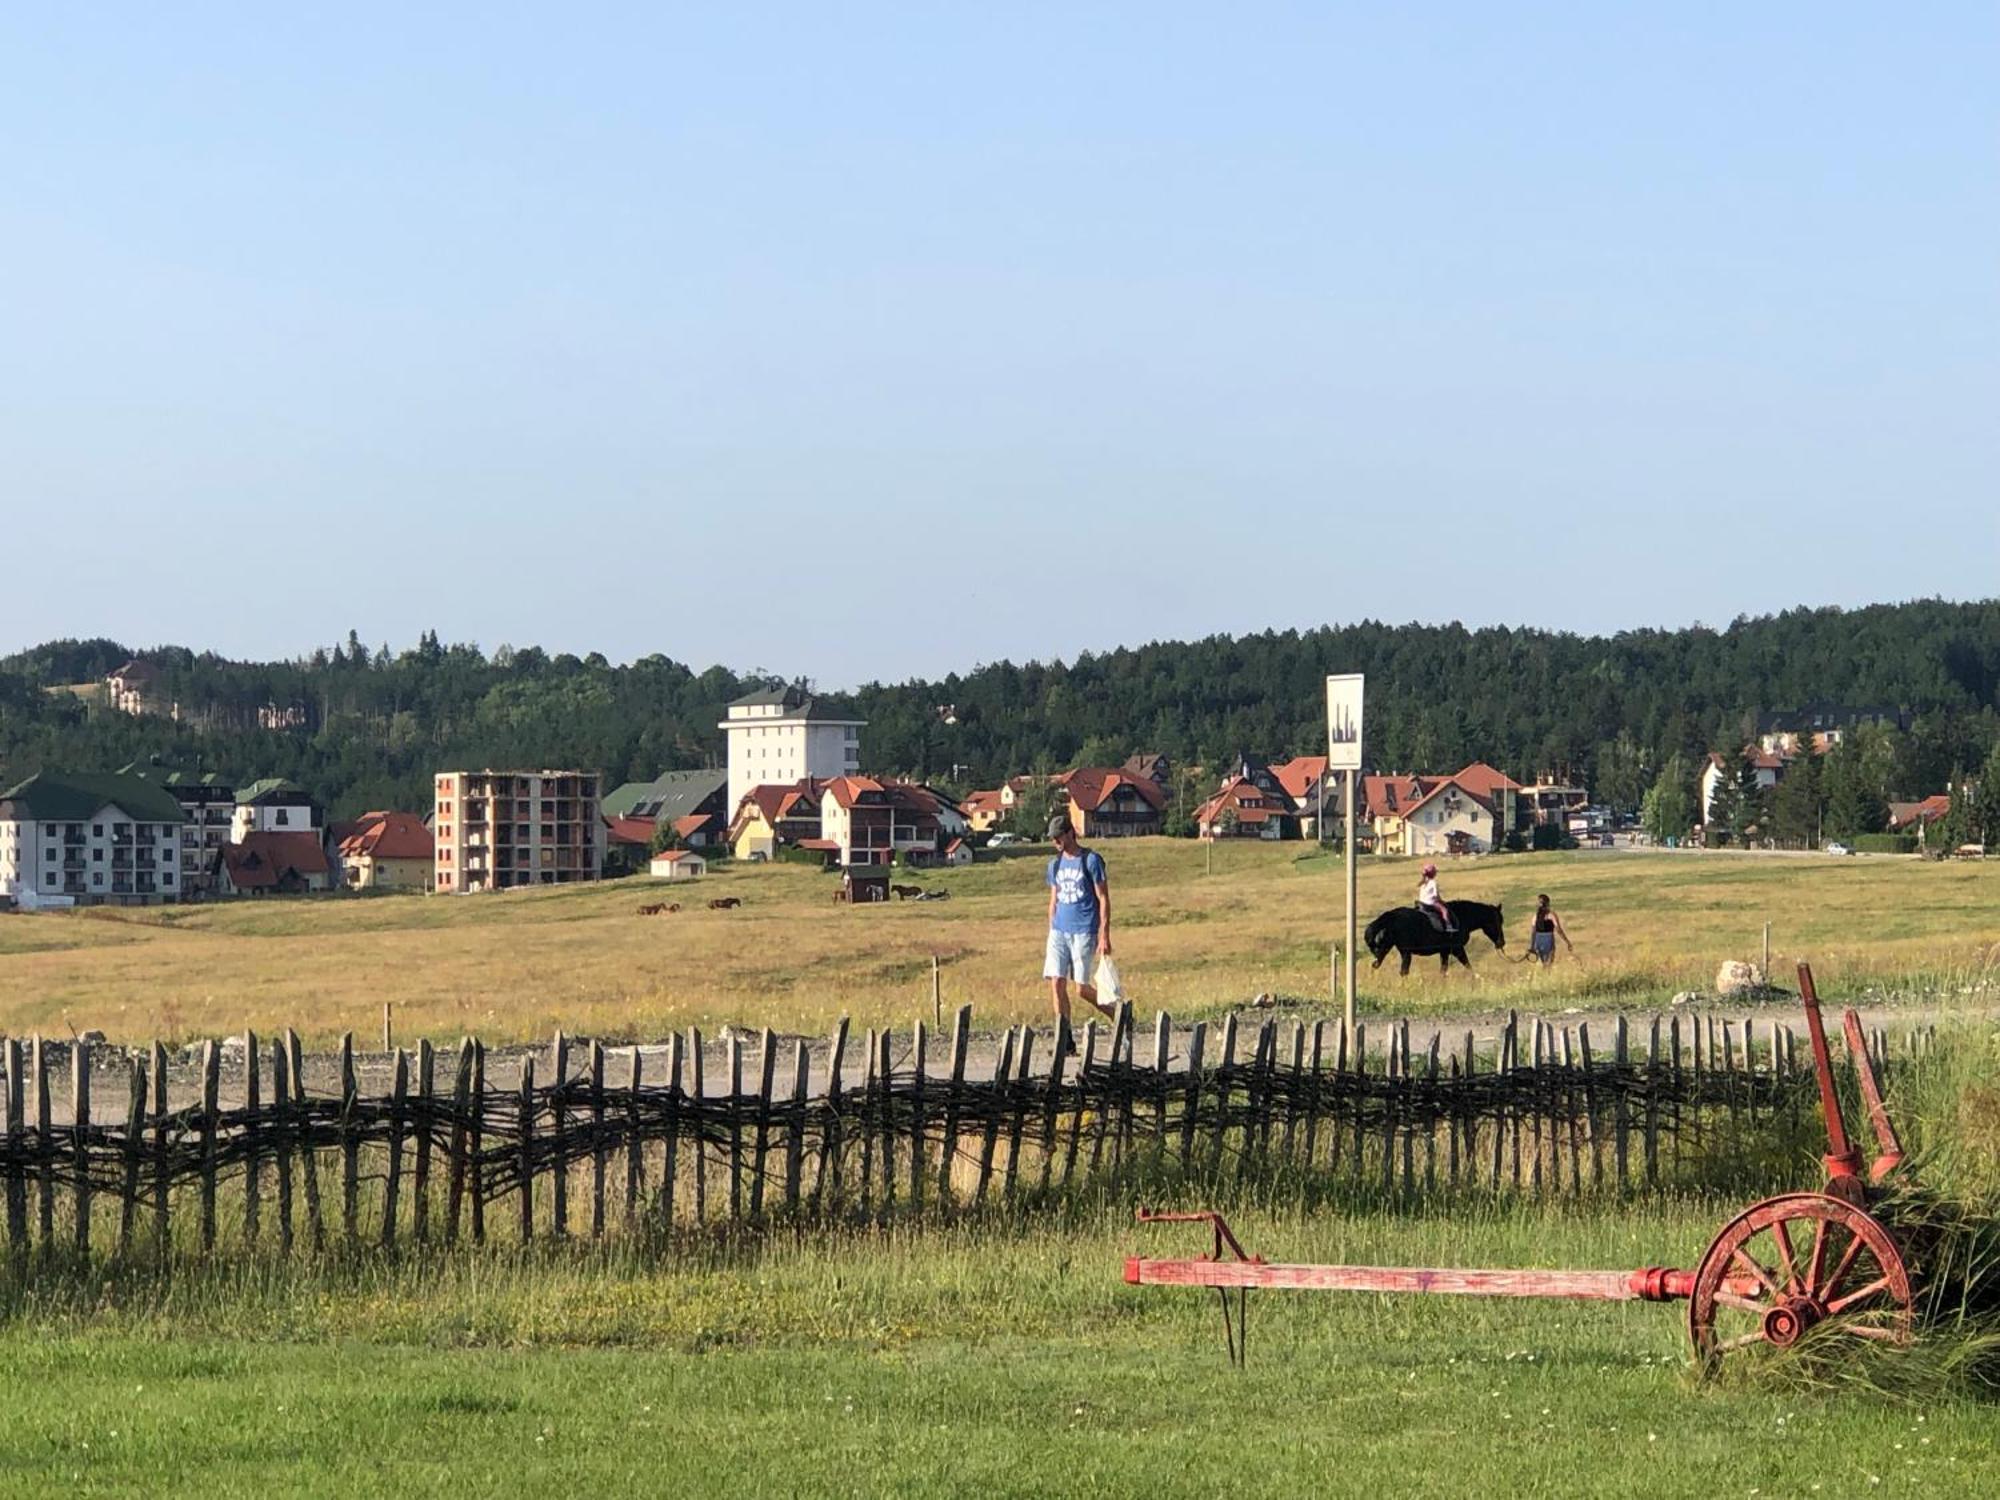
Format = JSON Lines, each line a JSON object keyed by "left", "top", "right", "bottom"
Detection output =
{"left": 1047, "top": 814, "right": 1072, "bottom": 840}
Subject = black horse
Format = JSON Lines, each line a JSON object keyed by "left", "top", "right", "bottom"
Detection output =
{"left": 1364, "top": 900, "right": 1506, "bottom": 976}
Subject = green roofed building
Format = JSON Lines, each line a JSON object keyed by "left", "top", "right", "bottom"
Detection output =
{"left": 123, "top": 757, "right": 238, "bottom": 896}
{"left": 0, "top": 770, "right": 187, "bottom": 909}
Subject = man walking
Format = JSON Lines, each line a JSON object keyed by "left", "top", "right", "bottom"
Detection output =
{"left": 1045, "top": 813, "right": 1116, "bottom": 1041}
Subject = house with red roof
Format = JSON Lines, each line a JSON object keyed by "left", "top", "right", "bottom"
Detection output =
{"left": 1056, "top": 767, "right": 1166, "bottom": 838}
{"left": 1193, "top": 774, "right": 1297, "bottom": 840}
{"left": 334, "top": 811, "right": 434, "bottom": 891}
{"left": 215, "top": 831, "right": 332, "bottom": 896}
{"left": 1362, "top": 762, "right": 1523, "bottom": 855}
{"left": 1698, "top": 747, "right": 1793, "bottom": 827}
{"left": 727, "top": 778, "right": 828, "bottom": 860}
{"left": 820, "top": 777, "right": 954, "bottom": 866}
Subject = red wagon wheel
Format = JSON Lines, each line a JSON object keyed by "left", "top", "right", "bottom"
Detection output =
{"left": 1688, "top": 1192, "right": 1914, "bottom": 1369}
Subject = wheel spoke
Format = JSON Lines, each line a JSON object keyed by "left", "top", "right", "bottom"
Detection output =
{"left": 1771, "top": 1218, "right": 1799, "bottom": 1293}
{"left": 1717, "top": 1330, "right": 1768, "bottom": 1353}
{"left": 1827, "top": 1273, "right": 1893, "bottom": 1317}
{"left": 1731, "top": 1247, "right": 1782, "bottom": 1299}
{"left": 1804, "top": 1216, "right": 1829, "bottom": 1296}
{"left": 1715, "top": 1291, "right": 1768, "bottom": 1314}
{"left": 1823, "top": 1229, "right": 1868, "bottom": 1301}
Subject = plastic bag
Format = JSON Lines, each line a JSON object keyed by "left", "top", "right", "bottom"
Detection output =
{"left": 1095, "top": 953, "right": 1125, "bottom": 1004}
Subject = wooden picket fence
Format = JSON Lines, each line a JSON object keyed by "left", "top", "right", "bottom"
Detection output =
{"left": 0, "top": 1006, "right": 1924, "bottom": 1264}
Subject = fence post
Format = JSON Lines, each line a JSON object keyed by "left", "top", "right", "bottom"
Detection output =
{"left": 152, "top": 1041, "right": 171, "bottom": 1262}
{"left": 907, "top": 1021, "right": 927, "bottom": 1212}
{"left": 2, "top": 1040, "right": 23, "bottom": 1255}
{"left": 688, "top": 1029, "right": 706, "bottom": 1225}
{"left": 200, "top": 1039, "right": 221, "bottom": 1252}
{"left": 1063, "top": 1023, "right": 1097, "bottom": 1187}
{"left": 468, "top": 1041, "right": 486, "bottom": 1244}
{"left": 784, "top": 1039, "right": 808, "bottom": 1213}
{"left": 71, "top": 1040, "right": 90, "bottom": 1256}
{"left": 288, "top": 1030, "right": 323, "bottom": 1252}
{"left": 1005, "top": 1026, "right": 1035, "bottom": 1200}
{"left": 517, "top": 1053, "right": 536, "bottom": 1242}
{"left": 381, "top": 1048, "right": 408, "bottom": 1250}
{"left": 1645, "top": 1017, "right": 1662, "bottom": 1184}
{"left": 1038, "top": 1022, "right": 1070, "bottom": 1191}
{"left": 1487, "top": 1022, "right": 1506, "bottom": 1190}
{"left": 589, "top": 1040, "right": 607, "bottom": 1238}
{"left": 119, "top": 1056, "right": 145, "bottom": 1256}
{"left": 1215, "top": 1014, "right": 1239, "bottom": 1176}
{"left": 413, "top": 1039, "right": 435, "bottom": 1245}
{"left": 1560, "top": 1027, "right": 1580, "bottom": 1194}
{"left": 1328, "top": 1023, "right": 1349, "bottom": 1173}
{"left": 663, "top": 1034, "right": 683, "bottom": 1226}
{"left": 625, "top": 1045, "right": 644, "bottom": 1226}
{"left": 1613, "top": 1016, "right": 1631, "bottom": 1191}
{"left": 32, "top": 1037, "right": 52, "bottom": 1253}
{"left": 1349, "top": 1021, "right": 1368, "bottom": 1184}
{"left": 338, "top": 1033, "right": 358, "bottom": 1245}
{"left": 242, "top": 1031, "right": 260, "bottom": 1248}
{"left": 1179, "top": 1021, "right": 1207, "bottom": 1168}
{"left": 1424, "top": 1034, "right": 1440, "bottom": 1193}
{"left": 815, "top": 1018, "right": 849, "bottom": 1211}
{"left": 748, "top": 1030, "right": 777, "bottom": 1221}
{"left": 1528, "top": 1021, "right": 1544, "bottom": 1195}
{"left": 939, "top": 1005, "right": 972, "bottom": 1205}
{"left": 1302, "top": 1020, "right": 1324, "bottom": 1165}
{"left": 975, "top": 1029, "right": 1014, "bottom": 1206}
{"left": 271, "top": 1040, "right": 293, "bottom": 1254}
{"left": 727, "top": 1034, "right": 746, "bottom": 1222}
{"left": 550, "top": 1031, "right": 570, "bottom": 1239}
{"left": 1282, "top": 1022, "right": 1305, "bottom": 1161}
{"left": 444, "top": 1038, "right": 472, "bottom": 1245}
{"left": 875, "top": 1028, "right": 896, "bottom": 1215}
{"left": 858, "top": 1028, "right": 876, "bottom": 1216}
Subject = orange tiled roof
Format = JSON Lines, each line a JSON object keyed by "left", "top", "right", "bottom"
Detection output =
{"left": 336, "top": 811, "right": 433, "bottom": 862}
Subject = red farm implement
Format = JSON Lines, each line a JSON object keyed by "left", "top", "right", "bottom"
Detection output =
{"left": 1125, "top": 964, "right": 1915, "bottom": 1371}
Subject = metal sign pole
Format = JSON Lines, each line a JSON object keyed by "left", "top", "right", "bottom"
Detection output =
{"left": 1326, "top": 673, "right": 1364, "bottom": 1038}
{"left": 1344, "top": 767, "right": 1357, "bottom": 1035}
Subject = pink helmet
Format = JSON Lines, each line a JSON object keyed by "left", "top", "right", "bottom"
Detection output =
{"left": 1421, "top": 861, "right": 1438, "bottom": 876}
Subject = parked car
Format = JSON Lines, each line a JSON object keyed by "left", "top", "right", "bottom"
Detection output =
{"left": 988, "top": 832, "right": 1019, "bottom": 847}
{"left": 1825, "top": 841, "right": 1853, "bottom": 856}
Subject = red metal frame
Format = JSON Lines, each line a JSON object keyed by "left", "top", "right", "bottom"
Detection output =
{"left": 1126, "top": 964, "right": 1914, "bottom": 1370}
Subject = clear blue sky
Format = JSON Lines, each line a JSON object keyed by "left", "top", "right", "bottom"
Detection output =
{"left": 4, "top": 6, "right": 1994, "bottom": 686}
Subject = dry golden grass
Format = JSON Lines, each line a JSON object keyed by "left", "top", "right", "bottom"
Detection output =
{"left": 3, "top": 843, "right": 1996, "bottom": 1047}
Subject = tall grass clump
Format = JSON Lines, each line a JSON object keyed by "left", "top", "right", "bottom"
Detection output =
{"left": 1750, "top": 1025, "right": 2000, "bottom": 1403}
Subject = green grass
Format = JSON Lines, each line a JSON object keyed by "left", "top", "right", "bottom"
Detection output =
{"left": 4, "top": 1198, "right": 1997, "bottom": 1496}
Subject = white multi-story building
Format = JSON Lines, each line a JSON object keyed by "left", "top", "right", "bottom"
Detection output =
{"left": 123, "top": 762, "right": 237, "bottom": 897}
{"left": 719, "top": 686, "right": 863, "bottom": 819}
{"left": 433, "top": 769, "right": 603, "bottom": 893}
{"left": 0, "top": 771, "right": 187, "bottom": 908}
{"left": 231, "top": 778, "right": 326, "bottom": 842}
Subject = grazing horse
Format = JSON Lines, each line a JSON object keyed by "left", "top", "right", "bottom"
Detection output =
{"left": 707, "top": 896, "right": 741, "bottom": 910}
{"left": 891, "top": 883, "right": 924, "bottom": 900}
{"left": 1364, "top": 900, "right": 1505, "bottom": 976}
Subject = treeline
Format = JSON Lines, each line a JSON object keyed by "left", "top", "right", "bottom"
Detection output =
{"left": 2, "top": 601, "right": 1997, "bottom": 822}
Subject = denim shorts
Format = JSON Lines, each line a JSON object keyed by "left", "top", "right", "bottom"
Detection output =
{"left": 1043, "top": 929, "right": 1098, "bottom": 983}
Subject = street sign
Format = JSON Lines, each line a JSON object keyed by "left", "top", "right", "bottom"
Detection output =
{"left": 1326, "top": 674, "right": 1364, "bottom": 771}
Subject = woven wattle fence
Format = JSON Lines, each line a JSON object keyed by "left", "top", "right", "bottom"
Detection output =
{"left": 0, "top": 1006, "right": 1922, "bottom": 1263}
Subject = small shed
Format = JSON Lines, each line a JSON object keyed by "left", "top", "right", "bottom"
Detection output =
{"left": 649, "top": 849, "right": 708, "bottom": 880}
{"left": 942, "top": 837, "right": 973, "bottom": 867}
{"left": 840, "top": 867, "right": 890, "bottom": 904}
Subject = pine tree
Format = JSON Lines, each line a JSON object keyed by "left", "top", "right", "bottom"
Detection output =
{"left": 1641, "top": 754, "right": 1695, "bottom": 844}
{"left": 1980, "top": 741, "right": 2000, "bottom": 850}
{"left": 1705, "top": 759, "right": 1744, "bottom": 844}
{"left": 1734, "top": 758, "right": 1769, "bottom": 840}
{"left": 1771, "top": 753, "right": 1824, "bottom": 848}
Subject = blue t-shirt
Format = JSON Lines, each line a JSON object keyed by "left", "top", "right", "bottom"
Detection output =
{"left": 1047, "top": 850, "right": 1107, "bottom": 935}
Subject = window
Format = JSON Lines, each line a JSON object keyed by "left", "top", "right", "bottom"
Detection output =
{"left": 93, "top": 823, "right": 104, "bottom": 836}
{"left": 275, "top": 808, "right": 290, "bottom": 826}
{"left": 92, "top": 873, "right": 102, "bottom": 886}
{"left": 163, "top": 872, "right": 175, "bottom": 885}
{"left": 93, "top": 848, "right": 103, "bottom": 862}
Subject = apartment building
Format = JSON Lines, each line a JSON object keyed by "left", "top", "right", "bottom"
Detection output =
{"left": 719, "top": 686, "right": 863, "bottom": 822}
{"left": 0, "top": 771, "right": 187, "bottom": 908}
{"left": 432, "top": 769, "right": 603, "bottom": 893}
{"left": 125, "top": 764, "right": 236, "bottom": 897}
{"left": 232, "top": 778, "right": 326, "bottom": 842}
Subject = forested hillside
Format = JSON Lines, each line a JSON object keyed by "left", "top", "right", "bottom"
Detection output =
{"left": 2, "top": 601, "right": 1997, "bottom": 821}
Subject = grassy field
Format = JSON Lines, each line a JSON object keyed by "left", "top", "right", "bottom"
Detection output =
{"left": 3, "top": 1197, "right": 1996, "bottom": 1497}
{"left": 3, "top": 845, "right": 1997, "bottom": 1047}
